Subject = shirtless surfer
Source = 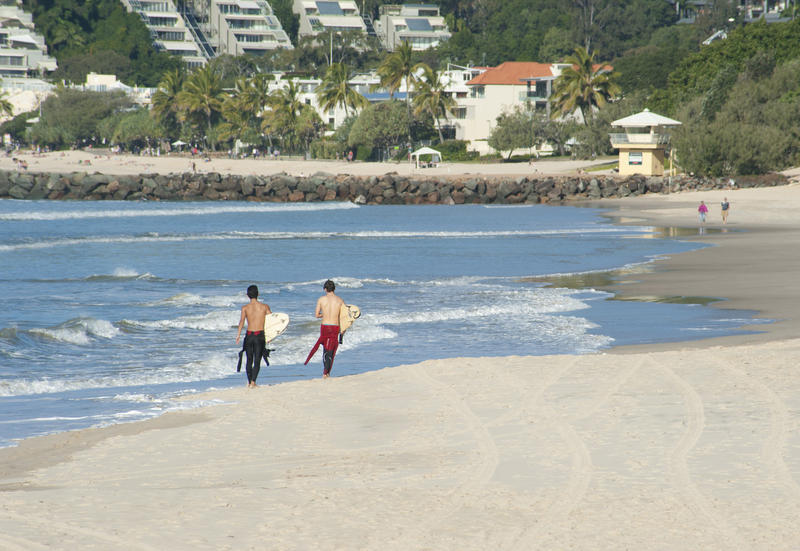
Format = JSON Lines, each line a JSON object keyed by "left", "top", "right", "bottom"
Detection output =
{"left": 304, "top": 279, "right": 345, "bottom": 378}
{"left": 236, "top": 285, "right": 271, "bottom": 387}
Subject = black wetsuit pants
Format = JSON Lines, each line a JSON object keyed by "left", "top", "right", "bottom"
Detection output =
{"left": 244, "top": 331, "right": 266, "bottom": 384}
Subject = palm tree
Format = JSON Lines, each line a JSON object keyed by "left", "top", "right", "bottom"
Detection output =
{"left": 263, "top": 80, "right": 306, "bottom": 152}
{"left": 151, "top": 69, "right": 185, "bottom": 138}
{"left": 412, "top": 64, "right": 456, "bottom": 143}
{"left": 316, "top": 62, "right": 368, "bottom": 119}
{"left": 376, "top": 41, "right": 417, "bottom": 142}
{"left": 219, "top": 77, "right": 259, "bottom": 147}
{"left": 550, "top": 47, "right": 621, "bottom": 124}
{"left": 0, "top": 88, "right": 13, "bottom": 119}
{"left": 177, "top": 65, "right": 225, "bottom": 149}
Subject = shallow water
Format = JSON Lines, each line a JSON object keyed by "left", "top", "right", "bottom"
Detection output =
{"left": 0, "top": 200, "right": 766, "bottom": 447}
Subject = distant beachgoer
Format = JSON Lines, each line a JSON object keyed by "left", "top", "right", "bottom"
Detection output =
{"left": 304, "top": 279, "right": 345, "bottom": 378}
{"left": 721, "top": 197, "right": 730, "bottom": 224}
{"left": 347, "top": 150, "right": 353, "bottom": 162}
{"left": 236, "top": 285, "right": 271, "bottom": 388}
{"left": 698, "top": 200, "right": 709, "bottom": 224}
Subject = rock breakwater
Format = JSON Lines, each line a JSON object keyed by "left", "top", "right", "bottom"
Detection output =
{"left": 0, "top": 170, "right": 786, "bottom": 204}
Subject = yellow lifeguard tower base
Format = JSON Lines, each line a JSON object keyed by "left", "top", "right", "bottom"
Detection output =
{"left": 609, "top": 109, "right": 681, "bottom": 176}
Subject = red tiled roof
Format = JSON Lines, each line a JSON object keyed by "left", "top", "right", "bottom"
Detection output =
{"left": 466, "top": 62, "right": 553, "bottom": 85}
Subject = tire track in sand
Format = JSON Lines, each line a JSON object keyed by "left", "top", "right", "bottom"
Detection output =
{"left": 505, "top": 356, "right": 641, "bottom": 550}
{"left": 708, "top": 356, "right": 800, "bottom": 500}
{"left": 661, "top": 363, "right": 746, "bottom": 548}
{"left": 366, "top": 360, "right": 501, "bottom": 548}
{"left": 0, "top": 509, "right": 161, "bottom": 550}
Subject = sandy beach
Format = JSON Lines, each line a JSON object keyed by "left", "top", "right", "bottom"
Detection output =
{"left": 2, "top": 164, "right": 800, "bottom": 549}
{"left": 0, "top": 148, "right": 612, "bottom": 178}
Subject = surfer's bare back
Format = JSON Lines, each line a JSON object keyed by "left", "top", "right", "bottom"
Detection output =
{"left": 236, "top": 285, "right": 271, "bottom": 388}
{"left": 305, "top": 280, "right": 344, "bottom": 378}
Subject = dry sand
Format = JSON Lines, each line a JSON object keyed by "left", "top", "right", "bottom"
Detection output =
{"left": 1, "top": 170, "right": 800, "bottom": 550}
{"left": 0, "top": 149, "right": 612, "bottom": 178}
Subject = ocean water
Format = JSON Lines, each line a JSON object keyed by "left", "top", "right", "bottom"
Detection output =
{"left": 0, "top": 200, "right": 765, "bottom": 448}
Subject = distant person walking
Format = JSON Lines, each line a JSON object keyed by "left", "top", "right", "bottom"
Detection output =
{"left": 698, "top": 200, "right": 709, "bottom": 224}
{"left": 236, "top": 285, "right": 271, "bottom": 388}
{"left": 304, "top": 279, "right": 345, "bottom": 378}
{"left": 721, "top": 197, "right": 730, "bottom": 224}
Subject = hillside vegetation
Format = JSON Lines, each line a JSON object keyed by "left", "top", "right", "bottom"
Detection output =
{"left": 22, "top": 0, "right": 182, "bottom": 86}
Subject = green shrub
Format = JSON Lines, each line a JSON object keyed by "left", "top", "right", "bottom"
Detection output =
{"left": 436, "top": 139, "right": 479, "bottom": 161}
{"left": 310, "top": 139, "right": 343, "bottom": 159}
{"left": 356, "top": 146, "right": 373, "bottom": 161}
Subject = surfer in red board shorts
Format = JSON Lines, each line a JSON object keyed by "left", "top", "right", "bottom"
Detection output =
{"left": 305, "top": 279, "right": 345, "bottom": 378}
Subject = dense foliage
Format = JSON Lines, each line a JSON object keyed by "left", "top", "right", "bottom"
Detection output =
{"left": 671, "top": 59, "right": 800, "bottom": 176}
{"left": 433, "top": 0, "right": 675, "bottom": 66}
{"left": 28, "top": 88, "right": 134, "bottom": 147}
{"left": 652, "top": 18, "right": 800, "bottom": 114}
{"left": 22, "top": 0, "right": 182, "bottom": 86}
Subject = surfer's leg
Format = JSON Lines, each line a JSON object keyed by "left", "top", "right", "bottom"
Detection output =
{"left": 322, "top": 348, "right": 334, "bottom": 377}
{"left": 244, "top": 335, "right": 255, "bottom": 386}
{"left": 251, "top": 335, "right": 265, "bottom": 386}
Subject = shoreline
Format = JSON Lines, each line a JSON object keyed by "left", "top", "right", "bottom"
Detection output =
{"left": 2, "top": 181, "right": 799, "bottom": 549}
{"left": 587, "top": 183, "right": 800, "bottom": 352}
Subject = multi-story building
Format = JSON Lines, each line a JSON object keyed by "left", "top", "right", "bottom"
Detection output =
{"left": 293, "top": 0, "right": 367, "bottom": 38}
{"left": 376, "top": 4, "right": 450, "bottom": 51}
{"left": 0, "top": 0, "right": 56, "bottom": 79}
{"left": 192, "top": 0, "right": 293, "bottom": 55}
{"left": 121, "top": 0, "right": 208, "bottom": 68}
{"left": 449, "top": 61, "right": 566, "bottom": 154}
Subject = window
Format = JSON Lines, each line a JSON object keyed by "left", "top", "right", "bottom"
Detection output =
{"left": 452, "top": 107, "right": 467, "bottom": 119}
{"left": 0, "top": 55, "right": 24, "bottom": 66}
{"left": 470, "top": 86, "right": 485, "bottom": 98}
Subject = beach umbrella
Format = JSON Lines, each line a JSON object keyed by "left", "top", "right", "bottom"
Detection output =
{"left": 172, "top": 140, "right": 187, "bottom": 146}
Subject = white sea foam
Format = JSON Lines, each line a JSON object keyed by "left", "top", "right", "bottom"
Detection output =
{"left": 111, "top": 267, "right": 144, "bottom": 278}
{"left": 152, "top": 292, "right": 242, "bottom": 308}
{"left": 0, "top": 351, "right": 237, "bottom": 397}
{"left": 0, "top": 201, "right": 360, "bottom": 221}
{"left": 29, "top": 318, "right": 119, "bottom": 345}
{"left": 0, "top": 227, "right": 652, "bottom": 253}
{"left": 124, "top": 310, "right": 237, "bottom": 332}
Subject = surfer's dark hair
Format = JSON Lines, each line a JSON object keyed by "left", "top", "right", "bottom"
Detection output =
{"left": 247, "top": 285, "right": 258, "bottom": 299}
{"left": 323, "top": 280, "right": 335, "bottom": 292}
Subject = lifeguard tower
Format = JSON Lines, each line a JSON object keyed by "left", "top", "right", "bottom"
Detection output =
{"left": 609, "top": 109, "right": 681, "bottom": 176}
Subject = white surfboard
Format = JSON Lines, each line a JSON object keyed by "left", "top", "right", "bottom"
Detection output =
{"left": 338, "top": 304, "right": 360, "bottom": 336}
{"left": 264, "top": 312, "right": 289, "bottom": 342}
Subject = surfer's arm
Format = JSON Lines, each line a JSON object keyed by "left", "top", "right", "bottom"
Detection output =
{"left": 235, "top": 307, "right": 246, "bottom": 344}
{"left": 314, "top": 297, "right": 323, "bottom": 319}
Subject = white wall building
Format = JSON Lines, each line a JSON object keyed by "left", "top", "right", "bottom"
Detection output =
{"left": 197, "top": 0, "right": 293, "bottom": 55}
{"left": 376, "top": 4, "right": 450, "bottom": 51}
{"left": 0, "top": 0, "right": 57, "bottom": 79}
{"left": 293, "top": 0, "right": 366, "bottom": 38}
{"left": 121, "top": 0, "right": 208, "bottom": 68}
{"left": 448, "top": 61, "right": 568, "bottom": 155}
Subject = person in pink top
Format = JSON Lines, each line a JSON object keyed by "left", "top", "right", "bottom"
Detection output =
{"left": 698, "top": 200, "right": 709, "bottom": 224}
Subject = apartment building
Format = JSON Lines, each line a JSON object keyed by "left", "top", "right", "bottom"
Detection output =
{"left": 376, "top": 4, "right": 450, "bottom": 51}
{"left": 451, "top": 61, "right": 565, "bottom": 154}
{"left": 191, "top": 0, "right": 293, "bottom": 55}
{"left": 121, "top": 0, "right": 207, "bottom": 68}
{"left": 0, "top": 0, "right": 56, "bottom": 78}
{"left": 293, "top": 0, "right": 367, "bottom": 38}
